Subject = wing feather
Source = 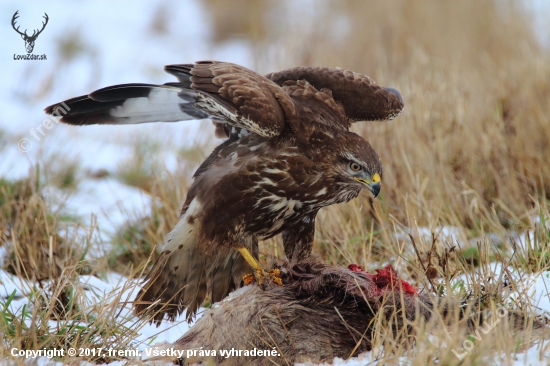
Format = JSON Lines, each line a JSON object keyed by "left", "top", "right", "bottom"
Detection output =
{"left": 165, "top": 61, "right": 296, "bottom": 137}
{"left": 44, "top": 84, "right": 201, "bottom": 126}
{"left": 45, "top": 61, "right": 297, "bottom": 138}
{"left": 266, "top": 66, "right": 404, "bottom": 123}
{"left": 45, "top": 63, "right": 402, "bottom": 133}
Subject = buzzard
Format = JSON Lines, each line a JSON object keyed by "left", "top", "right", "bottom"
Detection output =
{"left": 45, "top": 61, "right": 404, "bottom": 323}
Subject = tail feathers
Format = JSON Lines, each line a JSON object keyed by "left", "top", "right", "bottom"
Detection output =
{"left": 134, "top": 240, "right": 254, "bottom": 325}
{"left": 134, "top": 250, "right": 182, "bottom": 323}
{"left": 181, "top": 250, "right": 208, "bottom": 319}
{"left": 44, "top": 83, "right": 209, "bottom": 126}
{"left": 209, "top": 244, "right": 258, "bottom": 304}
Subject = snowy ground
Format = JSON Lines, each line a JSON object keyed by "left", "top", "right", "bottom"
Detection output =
{"left": 1, "top": 0, "right": 226, "bottom": 234}
{"left": 0, "top": 269, "right": 193, "bottom": 347}
{"left": 1, "top": 264, "right": 549, "bottom": 365}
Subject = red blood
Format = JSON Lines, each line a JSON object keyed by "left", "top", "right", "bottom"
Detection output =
{"left": 348, "top": 263, "right": 417, "bottom": 295}
{"left": 348, "top": 264, "right": 363, "bottom": 273}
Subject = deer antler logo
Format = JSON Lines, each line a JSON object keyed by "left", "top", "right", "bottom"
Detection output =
{"left": 12, "top": 11, "right": 49, "bottom": 54}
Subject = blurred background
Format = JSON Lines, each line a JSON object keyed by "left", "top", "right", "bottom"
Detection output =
{"left": 1, "top": 0, "right": 550, "bottom": 264}
{"left": 1, "top": 1, "right": 550, "bottom": 359}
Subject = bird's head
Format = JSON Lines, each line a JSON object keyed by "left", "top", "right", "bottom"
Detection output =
{"left": 317, "top": 131, "right": 382, "bottom": 198}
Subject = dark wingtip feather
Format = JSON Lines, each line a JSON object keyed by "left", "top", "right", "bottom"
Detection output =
{"left": 44, "top": 103, "right": 56, "bottom": 115}
{"left": 89, "top": 83, "right": 158, "bottom": 102}
{"left": 383, "top": 87, "right": 405, "bottom": 120}
{"left": 44, "top": 94, "right": 125, "bottom": 125}
{"left": 384, "top": 87, "right": 403, "bottom": 105}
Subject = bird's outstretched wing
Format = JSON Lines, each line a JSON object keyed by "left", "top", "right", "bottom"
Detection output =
{"left": 165, "top": 61, "right": 295, "bottom": 137}
{"left": 44, "top": 61, "right": 295, "bottom": 138}
{"left": 266, "top": 66, "right": 404, "bottom": 123}
{"left": 44, "top": 83, "right": 196, "bottom": 125}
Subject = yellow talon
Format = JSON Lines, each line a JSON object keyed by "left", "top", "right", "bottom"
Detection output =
{"left": 238, "top": 247, "right": 283, "bottom": 288}
{"left": 268, "top": 268, "right": 283, "bottom": 286}
{"left": 242, "top": 273, "right": 256, "bottom": 285}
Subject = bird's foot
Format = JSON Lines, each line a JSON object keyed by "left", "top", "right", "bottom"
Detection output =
{"left": 266, "top": 268, "right": 283, "bottom": 286}
{"left": 237, "top": 247, "right": 283, "bottom": 289}
{"left": 242, "top": 268, "right": 283, "bottom": 289}
{"left": 242, "top": 273, "right": 256, "bottom": 286}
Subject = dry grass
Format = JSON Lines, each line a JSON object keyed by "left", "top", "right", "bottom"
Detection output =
{"left": 2, "top": 0, "right": 550, "bottom": 364}
{"left": 1, "top": 170, "right": 89, "bottom": 280}
{"left": 0, "top": 167, "right": 155, "bottom": 364}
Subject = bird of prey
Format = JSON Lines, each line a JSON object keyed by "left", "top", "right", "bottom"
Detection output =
{"left": 45, "top": 61, "right": 404, "bottom": 323}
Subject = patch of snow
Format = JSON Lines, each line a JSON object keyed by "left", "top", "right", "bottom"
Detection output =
{"left": 0, "top": 245, "right": 7, "bottom": 268}
{"left": 517, "top": 271, "right": 550, "bottom": 314}
{"left": 48, "top": 177, "right": 152, "bottom": 236}
{"left": 415, "top": 226, "right": 464, "bottom": 243}
{"left": 393, "top": 226, "right": 472, "bottom": 248}
{"left": 512, "top": 340, "right": 550, "bottom": 365}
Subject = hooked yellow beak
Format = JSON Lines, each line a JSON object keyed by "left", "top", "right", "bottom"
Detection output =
{"left": 354, "top": 172, "right": 381, "bottom": 198}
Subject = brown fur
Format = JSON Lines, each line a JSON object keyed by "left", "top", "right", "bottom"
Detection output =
{"left": 142, "top": 260, "right": 547, "bottom": 365}
{"left": 146, "top": 260, "right": 433, "bottom": 365}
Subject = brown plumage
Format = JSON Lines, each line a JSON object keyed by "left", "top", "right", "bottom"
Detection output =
{"left": 44, "top": 61, "right": 404, "bottom": 323}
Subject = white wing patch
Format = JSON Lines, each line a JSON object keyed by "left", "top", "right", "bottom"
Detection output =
{"left": 107, "top": 87, "right": 205, "bottom": 125}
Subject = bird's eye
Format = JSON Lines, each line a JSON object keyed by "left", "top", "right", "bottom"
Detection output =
{"left": 349, "top": 162, "right": 361, "bottom": 171}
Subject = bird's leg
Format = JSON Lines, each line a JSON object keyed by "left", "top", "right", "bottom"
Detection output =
{"left": 237, "top": 247, "right": 283, "bottom": 289}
